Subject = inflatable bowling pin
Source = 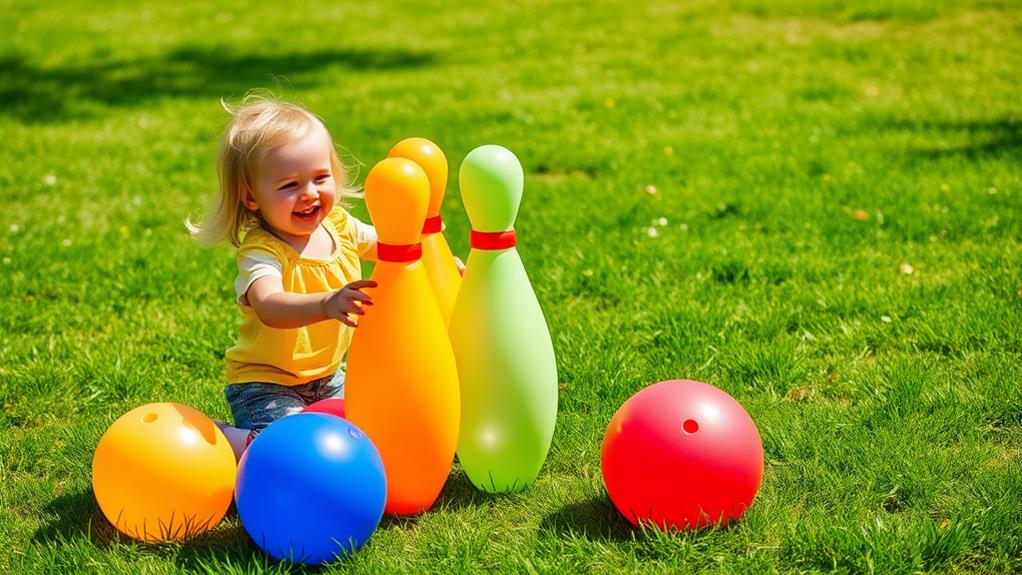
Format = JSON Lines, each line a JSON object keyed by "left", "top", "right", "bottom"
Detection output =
{"left": 388, "top": 137, "right": 462, "bottom": 324}
{"left": 345, "top": 158, "right": 460, "bottom": 515}
{"left": 449, "top": 145, "right": 558, "bottom": 493}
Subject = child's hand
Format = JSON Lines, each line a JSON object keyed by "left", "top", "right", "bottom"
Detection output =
{"left": 321, "top": 280, "right": 377, "bottom": 327}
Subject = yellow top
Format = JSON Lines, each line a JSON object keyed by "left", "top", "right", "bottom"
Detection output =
{"left": 225, "top": 206, "right": 367, "bottom": 386}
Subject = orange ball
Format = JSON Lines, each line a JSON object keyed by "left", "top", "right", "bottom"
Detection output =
{"left": 91, "top": 403, "right": 236, "bottom": 542}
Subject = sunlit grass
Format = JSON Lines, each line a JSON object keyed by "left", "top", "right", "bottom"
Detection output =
{"left": 1, "top": 0, "right": 1020, "bottom": 573}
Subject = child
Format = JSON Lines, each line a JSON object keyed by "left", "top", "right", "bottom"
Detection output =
{"left": 188, "top": 96, "right": 377, "bottom": 459}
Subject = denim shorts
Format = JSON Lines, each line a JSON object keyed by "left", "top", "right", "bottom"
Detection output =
{"left": 225, "top": 371, "right": 345, "bottom": 432}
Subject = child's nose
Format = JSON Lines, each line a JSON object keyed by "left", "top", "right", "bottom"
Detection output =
{"left": 300, "top": 181, "right": 318, "bottom": 198}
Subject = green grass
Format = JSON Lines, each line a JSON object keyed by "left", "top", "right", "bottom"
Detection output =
{"left": 2, "top": 0, "right": 1021, "bottom": 572}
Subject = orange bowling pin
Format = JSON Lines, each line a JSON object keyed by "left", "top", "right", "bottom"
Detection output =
{"left": 387, "top": 137, "right": 462, "bottom": 324}
{"left": 345, "top": 158, "right": 460, "bottom": 515}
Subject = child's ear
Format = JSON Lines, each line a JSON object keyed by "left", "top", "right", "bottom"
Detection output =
{"left": 241, "top": 187, "right": 259, "bottom": 211}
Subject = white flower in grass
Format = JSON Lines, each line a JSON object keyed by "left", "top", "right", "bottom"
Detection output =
{"left": 881, "top": 315, "right": 892, "bottom": 323}
{"left": 657, "top": 217, "right": 668, "bottom": 226}
{"left": 61, "top": 239, "right": 72, "bottom": 247}
{"left": 987, "top": 186, "right": 998, "bottom": 195}
{"left": 645, "top": 185, "right": 657, "bottom": 195}
{"left": 43, "top": 175, "right": 57, "bottom": 186}
{"left": 9, "top": 223, "right": 18, "bottom": 233}
{"left": 899, "top": 262, "right": 914, "bottom": 274}
{"left": 646, "top": 227, "right": 659, "bottom": 238}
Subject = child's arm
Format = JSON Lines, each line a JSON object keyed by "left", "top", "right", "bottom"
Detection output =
{"left": 246, "top": 276, "right": 375, "bottom": 329}
{"left": 353, "top": 218, "right": 378, "bottom": 262}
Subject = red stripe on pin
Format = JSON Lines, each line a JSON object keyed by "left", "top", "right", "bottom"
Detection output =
{"left": 377, "top": 242, "right": 422, "bottom": 262}
{"left": 471, "top": 229, "right": 516, "bottom": 250}
{"left": 422, "top": 215, "right": 442, "bottom": 234}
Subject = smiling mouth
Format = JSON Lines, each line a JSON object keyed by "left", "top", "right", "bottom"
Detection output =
{"left": 294, "top": 205, "right": 321, "bottom": 220}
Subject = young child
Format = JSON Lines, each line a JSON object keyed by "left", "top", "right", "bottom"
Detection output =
{"left": 188, "top": 96, "right": 377, "bottom": 458}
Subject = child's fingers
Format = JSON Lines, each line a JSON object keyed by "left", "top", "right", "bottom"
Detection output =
{"left": 345, "top": 289, "right": 373, "bottom": 304}
{"left": 346, "top": 279, "right": 378, "bottom": 290}
{"left": 339, "top": 315, "right": 357, "bottom": 327}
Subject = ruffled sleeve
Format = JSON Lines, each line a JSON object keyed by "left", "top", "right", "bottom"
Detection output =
{"left": 328, "top": 206, "right": 377, "bottom": 258}
{"left": 234, "top": 229, "right": 286, "bottom": 306}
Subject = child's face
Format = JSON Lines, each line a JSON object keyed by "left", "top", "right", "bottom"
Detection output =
{"left": 246, "top": 124, "right": 337, "bottom": 240}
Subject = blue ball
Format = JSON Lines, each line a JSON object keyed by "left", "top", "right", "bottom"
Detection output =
{"left": 235, "top": 413, "right": 386, "bottom": 565}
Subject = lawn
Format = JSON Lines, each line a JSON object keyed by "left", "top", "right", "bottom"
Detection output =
{"left": 1, "top": 0, "right": 1020, "bottom": 573}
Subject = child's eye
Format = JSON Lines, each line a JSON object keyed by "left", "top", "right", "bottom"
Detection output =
{"left": 315, "top": 174, "right": 331, "bottom": 183}
{"left": 278, "top": 182, "right": 297, "bottom": 191}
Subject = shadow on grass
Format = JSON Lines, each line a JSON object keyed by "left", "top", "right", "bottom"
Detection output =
{"left": 539, "top": 495, "right": 636, "bottom": 541}
{"left": 173, "top": 522, "right": 283, "bottom": 574}
{"left": 32, "top": 488, "right": 121, "bottom": 549}
{"left": 33, "top": 490, "right": 288, "bottom": 570}
{"left": 433, "top": 466, "right": 489, "bottom": 511}
{"left": 0, "top": 45, "right": 436, "bottom": 123}
{"left": 378, "top": 466, "right": 488, "bottom": 530}
{"left": 888, "top": 117, "right": 1022, "bottom": 161}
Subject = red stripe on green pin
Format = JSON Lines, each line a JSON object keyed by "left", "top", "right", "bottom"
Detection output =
{"left": 449, "top": 145, "right": 558, "bottom": 493}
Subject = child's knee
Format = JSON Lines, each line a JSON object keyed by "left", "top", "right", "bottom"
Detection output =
{"left": 225, "top": 382, "right": 305, "bottom": 431}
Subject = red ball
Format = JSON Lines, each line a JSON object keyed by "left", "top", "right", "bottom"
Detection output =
{"left": 302, "top": 398, "right": 346, "bottom": 419}
{"left": 601, "top": 380, "right": 764, "bottom": 530}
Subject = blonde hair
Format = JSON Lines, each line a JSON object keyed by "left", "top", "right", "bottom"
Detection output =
{"left": 187, "top": 93, "right": 358, "bottom": 247}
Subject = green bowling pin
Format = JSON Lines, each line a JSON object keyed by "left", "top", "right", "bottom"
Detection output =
{"left": 449, "top": 145, "right": 558, "bottom": 493}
